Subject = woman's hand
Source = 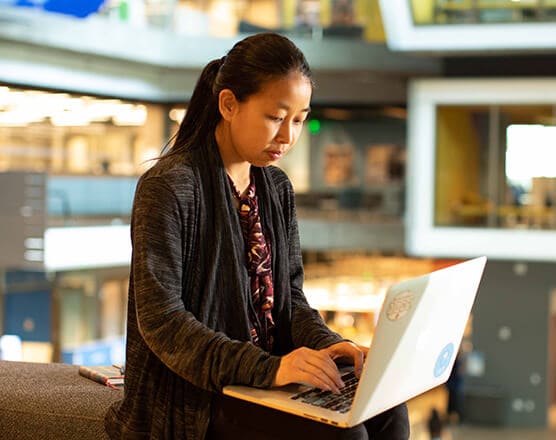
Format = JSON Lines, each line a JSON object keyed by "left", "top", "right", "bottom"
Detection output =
{"left": 272, "top": 341, "right": 367, "bottom": 393}
{"left": 320, "top": 341, "right": 367, "bottom": 379}
{"left": 273, "top": 346, "right": 345, "bottom": 393}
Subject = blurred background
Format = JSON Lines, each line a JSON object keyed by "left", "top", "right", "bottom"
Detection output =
{"left": 1, "top": 0, "right": 556, "bottom": 437}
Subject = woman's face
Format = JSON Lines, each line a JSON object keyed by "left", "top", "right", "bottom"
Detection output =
{"left": 221, "top": 71, "right": 312, "bottom": 167}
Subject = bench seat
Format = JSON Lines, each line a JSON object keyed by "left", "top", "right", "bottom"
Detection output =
{"left": 0, "top": 360, "right": 121, "bottom": 439}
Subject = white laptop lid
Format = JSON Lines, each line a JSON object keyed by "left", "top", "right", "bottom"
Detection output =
{"left": 348, "top": 256, "right": 487, "bottom": 426}
{"left": 223, "top": 256, "right": 487, "bottom": 428}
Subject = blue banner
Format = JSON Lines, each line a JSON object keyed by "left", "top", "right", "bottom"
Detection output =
{"left": 13, "top": 0, "right": 106, "bottom": 18}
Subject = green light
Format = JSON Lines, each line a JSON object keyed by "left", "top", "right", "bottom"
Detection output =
{"left": 308, "top": 119, "right": 321, "bottom": 134}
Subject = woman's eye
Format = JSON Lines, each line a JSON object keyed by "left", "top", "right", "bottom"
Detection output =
{"left": 268, "top": 115, "right": 284, "bottom": 122}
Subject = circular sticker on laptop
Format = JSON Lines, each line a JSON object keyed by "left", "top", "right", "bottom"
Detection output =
{"left": 434, "top": 342, "right": 455, "bottom": 378}
{"left": 386, "top": 290, "right": 415, "bottom": 321}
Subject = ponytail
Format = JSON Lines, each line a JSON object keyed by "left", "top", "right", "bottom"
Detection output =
{"left": 166, "top": 58, "right": 223, "bottom": 156}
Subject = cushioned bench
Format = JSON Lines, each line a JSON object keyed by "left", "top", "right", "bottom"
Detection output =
{"left": 0, "top": 360, "right": 122, "bottom": 439}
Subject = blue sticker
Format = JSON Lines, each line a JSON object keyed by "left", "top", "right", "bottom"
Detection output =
{"left": 434, "top": 343, "right": 454, "bottom": 378}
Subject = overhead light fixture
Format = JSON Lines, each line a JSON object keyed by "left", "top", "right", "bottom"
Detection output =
{"left": 50, "top": 111, "right": 90, "bottom": 127}
{"left": 112, "top": 104, "right": 147, "bottom": 126}
{"left": 0, "top": 110, "right": 38, "bottom": 126}
{"left": 169, "top": 107, "right": 186, "bottom": 123}
{"left": 85, "top": 99, "right": 123, "bottom": 122}
{"left": 0, "top": 87, "right": 150, "bottom": 128}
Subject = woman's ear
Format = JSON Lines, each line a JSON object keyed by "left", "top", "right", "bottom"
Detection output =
{"left": 218, "top": 89, "right": 238, "bottom": 122}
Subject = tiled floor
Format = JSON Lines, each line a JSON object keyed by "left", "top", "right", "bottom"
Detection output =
{"left": 407, "top": 387, "right": 556, "bottom": 439}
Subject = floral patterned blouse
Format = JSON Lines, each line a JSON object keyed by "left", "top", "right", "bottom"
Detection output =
{"left": 229, "top": 173, "right": 275, "bottom": 351}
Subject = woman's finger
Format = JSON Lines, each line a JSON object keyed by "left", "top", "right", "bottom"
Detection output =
{"left": 274, "top": 347, "right": 343, "bottom": 392}
{"left": 299, "top": 353, "right": 343, "bottom": 392}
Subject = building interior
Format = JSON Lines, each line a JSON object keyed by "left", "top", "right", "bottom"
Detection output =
{"left": 1, "top": 1, "right": 556, "bottom": 439}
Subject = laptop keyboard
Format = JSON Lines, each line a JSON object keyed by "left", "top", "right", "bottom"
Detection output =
{"left": 290, "top": 371, "right": 359, "bottom": 414}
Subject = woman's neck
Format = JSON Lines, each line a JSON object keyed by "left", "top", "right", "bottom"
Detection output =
{"left": 215, "top": 123, "right": 251, "bottom": 195}
{"left": 226, "top": 164, "right": 251, "bottom": 198}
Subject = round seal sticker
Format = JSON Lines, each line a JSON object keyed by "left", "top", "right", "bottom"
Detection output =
{"left": 386, "top": 290, "right": 414, "bottom": 321}
{"left": 434, "top": 343, "right": 455, "bottom": 378}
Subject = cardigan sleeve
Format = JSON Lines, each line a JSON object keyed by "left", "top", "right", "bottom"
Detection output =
{"left": 271, "top": 169, "right": 344, "bottom": 350}
{"left": 130, "top": 175, "right": 281, "bottom": 391}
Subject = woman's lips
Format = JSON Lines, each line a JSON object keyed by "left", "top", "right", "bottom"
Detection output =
{"left": 267, "top": 150, "right": 284, "bottom": 160}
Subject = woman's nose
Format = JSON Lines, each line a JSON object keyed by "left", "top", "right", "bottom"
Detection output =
{"left": 276, "top": 122, "right": 294, "bottom": 145}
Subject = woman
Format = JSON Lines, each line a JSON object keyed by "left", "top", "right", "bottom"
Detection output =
{"left": 105, "top": 32, "right": 409, "bottom": 439}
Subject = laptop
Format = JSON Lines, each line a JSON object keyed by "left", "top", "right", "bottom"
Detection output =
{"left": 223, "top": 256, "right": 487, "bottom": 428}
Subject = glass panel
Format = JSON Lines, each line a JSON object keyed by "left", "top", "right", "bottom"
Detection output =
{"left": 0, "top": 87, "right": 164, "bottom": 176}
{"left": 96, "top": 0, "right": 380, "bottom": 41}
{"left": 411, "top": 0, "right": 556, "bottom": 25}
{"left": 435, "top": 104, "right": 556, "bottom": 230}
{"left": 0, "top": 86, "right": 168, "bottom": 227}
{"left": 56, "top": 271, "right": 128, "bottom": 365}
{"left": 410, "top": 0, "right": 440, "bottom": 25}
{"left": 100, "top": 279, "right": 127, "bottom": 339}
{"left": 294, "top": 106, "right": 406, "bottom": 221}
{"left": 58, "top": 274, "right": 99, "bottom": 347}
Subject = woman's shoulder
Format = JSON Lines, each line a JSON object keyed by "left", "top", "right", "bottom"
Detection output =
{"left": 139, "top": 155, "right": 197, "bottom": 190}
{"left": 265, "top": 166, "right": 293, "bottom": 193}
{"left": 132, "top": 156, "right": 199, "bottom": 210}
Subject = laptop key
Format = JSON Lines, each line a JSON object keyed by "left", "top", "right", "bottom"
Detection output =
{"left": 291, "top": 371, "right": 359, "bottom": 413}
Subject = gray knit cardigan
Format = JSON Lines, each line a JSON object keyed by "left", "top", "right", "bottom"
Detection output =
{"left": 104, "top": 142, "right": 342, "bottom": 439}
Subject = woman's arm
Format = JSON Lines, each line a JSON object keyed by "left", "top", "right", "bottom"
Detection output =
{"left": 131, "top": 175, "right": 280, "bottom": 391}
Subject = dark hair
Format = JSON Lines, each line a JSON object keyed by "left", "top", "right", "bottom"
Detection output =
{"left": 166, "top": 33, "right": 313, "bottom": 156}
